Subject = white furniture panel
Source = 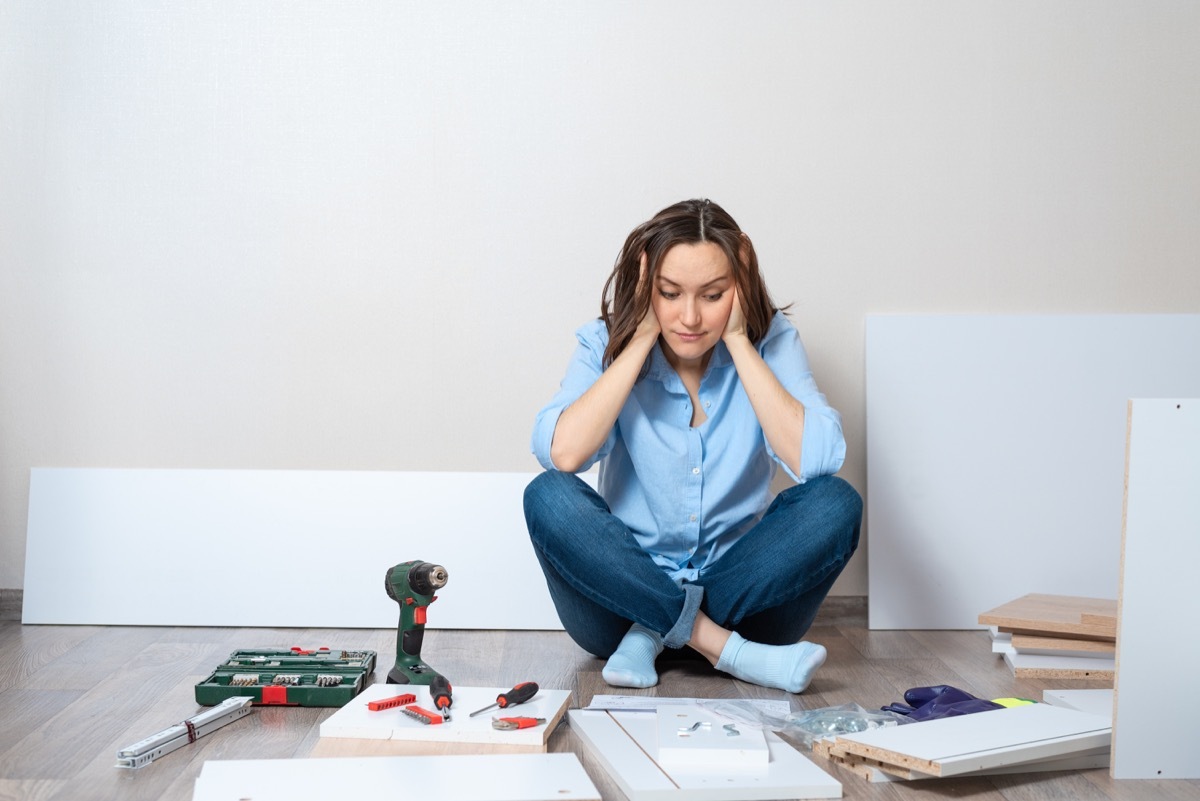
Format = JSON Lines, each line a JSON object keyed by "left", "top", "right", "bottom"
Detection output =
{"left": 193, "top": 753, "right": 600, "bottom": 801}
{"left": 319, "top": 683, "right": 571, "bottom": 748}
{"left": 570, "top": 709, "right": 841, "bottom": 801}
{"left": 1112, "top": 399, "right": 1200, "bottom": 779}
{"left": 865, "top": 314, "right": 1200, "bottom": 629}
{"left": 22, "top": 469, "right": 580, "bottom": 628}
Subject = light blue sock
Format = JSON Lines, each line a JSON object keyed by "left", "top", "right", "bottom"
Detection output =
{"left": 715, "top": 631, "right": 827, "bottom": 693}
{"left": 602, "top": 624, "right": 664, "bottom": 689}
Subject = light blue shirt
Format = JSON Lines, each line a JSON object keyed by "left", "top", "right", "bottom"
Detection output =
{"left": 531, "top": 312, "right": 846, "bottom": 583}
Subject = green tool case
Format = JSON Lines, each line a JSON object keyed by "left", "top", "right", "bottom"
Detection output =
{"left": 195, "top": 648, "right": 377, "bottom": 707}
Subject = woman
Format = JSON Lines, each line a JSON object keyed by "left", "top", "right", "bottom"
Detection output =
{"left": 524, "top": 199, "right": 861, "bottom": 692}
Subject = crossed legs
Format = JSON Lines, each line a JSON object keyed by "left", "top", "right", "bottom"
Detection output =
{"left": 523, "top": 470, "right": 862, "bottom": 692}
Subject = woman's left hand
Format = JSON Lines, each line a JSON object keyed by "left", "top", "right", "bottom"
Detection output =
{"left": 723, "top": 284, "right": 748, "bottom": 343}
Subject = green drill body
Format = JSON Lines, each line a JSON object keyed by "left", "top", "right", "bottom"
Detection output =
{"left": 384, "top": 560, "right": 448, "bottom": 686}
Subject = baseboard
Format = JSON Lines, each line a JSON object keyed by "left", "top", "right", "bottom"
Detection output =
{"left": 1, "top": 589, "right": 22, "bottom": 621}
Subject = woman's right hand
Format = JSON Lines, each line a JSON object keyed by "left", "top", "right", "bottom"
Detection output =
{"left": 633, "top": 251, "right": 661, "bottom": 343}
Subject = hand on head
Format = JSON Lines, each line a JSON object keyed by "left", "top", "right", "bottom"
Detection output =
{"left": 722, "top": 283, "right": 747, "bottom": 343}
{"left": 635, "top": 251, "right": 661, "bottom": 341}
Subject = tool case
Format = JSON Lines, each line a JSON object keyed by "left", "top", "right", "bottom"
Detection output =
{"left": 195, "top": 647, "right": 377, "bottom": 707}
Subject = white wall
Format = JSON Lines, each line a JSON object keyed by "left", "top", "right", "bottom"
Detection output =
{"left": 2, "top": 1, "right": 1198, "bottom": 596}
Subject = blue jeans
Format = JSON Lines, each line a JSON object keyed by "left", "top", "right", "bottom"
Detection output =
{"left": 523, "top": 470, "right": 862, "bottom": 658}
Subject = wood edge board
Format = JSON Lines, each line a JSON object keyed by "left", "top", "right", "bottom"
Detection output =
{"left": 813, "top": 747, "right": 920, "bottom": 782}
{"left": 829, "top": 737, "right": 942, "bottom": 777}
{"left": 986, "top": 622, "right": 1116, "bottom": 640}
{"left": 1010, "top": 634, "right": 1115, "bottom": 653}
{"left": 1012, "top": 667, "right": 1115, "bottom": 681}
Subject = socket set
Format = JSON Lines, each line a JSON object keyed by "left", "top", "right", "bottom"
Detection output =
{"left": 195, "top": 647, "right": 377, "bottom": 707}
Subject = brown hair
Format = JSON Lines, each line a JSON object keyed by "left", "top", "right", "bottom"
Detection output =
{"left": 600, "top": 198, "right": 780, "bottom": 367}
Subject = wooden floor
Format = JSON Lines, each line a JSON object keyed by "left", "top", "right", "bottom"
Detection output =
{"left": 1, "top": 610, "right": 1197, "bottom": 801}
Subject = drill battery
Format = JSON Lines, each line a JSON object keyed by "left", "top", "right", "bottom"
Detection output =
{"left": 194, "top": 647, "right": 377, "bottom": 707}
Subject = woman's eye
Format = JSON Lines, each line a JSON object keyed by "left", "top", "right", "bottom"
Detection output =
{"left": 659, "top": 290, "right": 680, "bottom": 300}
{"left": 705, "top": 293, "right": 725, "bottom": 302}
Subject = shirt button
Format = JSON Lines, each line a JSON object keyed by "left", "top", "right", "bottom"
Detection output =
{"left": 690, "top": 514, "right": 697, "bottom": 522}
{"left": 692, "top": 467, "right": 700, "bottom": 474}
{"left": 704, "top": 401, "right": 711, "bottom": 408}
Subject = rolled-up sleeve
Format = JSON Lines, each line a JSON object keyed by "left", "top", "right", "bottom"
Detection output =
{"left": 760, "top": 315, "right": 846, "bottom": 482}
{"left": 531, "top": 320, "right": 617, "bottom": 473}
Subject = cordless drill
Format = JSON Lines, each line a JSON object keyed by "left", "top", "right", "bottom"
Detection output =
{"left": 384, "top": 560, "right": 448, "bottom": 686}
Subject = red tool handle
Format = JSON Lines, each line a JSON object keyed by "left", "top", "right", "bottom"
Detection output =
{"left": 496, "top": 716, "right": 544, "bottom": 729}
{"left": 497, "top": 681, "right": 538, "bottom": 708}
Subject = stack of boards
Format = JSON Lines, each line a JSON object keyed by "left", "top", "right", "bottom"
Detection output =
{"left": 978, "top": 593, "right": 1116, "bottom": 681}
{"left": 812, "top": 701, "right": 1111, "bottom": 783}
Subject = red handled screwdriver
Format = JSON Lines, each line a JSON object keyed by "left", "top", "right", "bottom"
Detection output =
{"left": 468, "top": 681, "right": 539, "bottom": 717}
{"left": 429, "top": 675, "right": 453, "bottom": 721}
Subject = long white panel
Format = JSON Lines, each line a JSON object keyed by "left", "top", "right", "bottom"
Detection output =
{"left": 22, "top": 469, "right": 580, "bottom": 628}
{"left": 865, "top": 314, "right": 1200, "bottom": 629}
{"left": 1112, "top": 399, "right": 1200, "bottom": 779}
{"left": 193, "top": 753, "right": 600, "bottom": 801}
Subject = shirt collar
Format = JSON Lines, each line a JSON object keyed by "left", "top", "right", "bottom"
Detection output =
{"left": 645, "top": 339, "right": 734, "bottom": 384}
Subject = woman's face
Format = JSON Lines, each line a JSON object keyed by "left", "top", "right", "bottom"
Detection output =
{"left": 650, "top": 241, "right": 735, "bottom": 370}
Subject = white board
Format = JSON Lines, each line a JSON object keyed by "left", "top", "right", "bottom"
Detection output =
{"left": 655, "top": 704, "right": 769, "bottom": 769}
{"left": 1043, "top": 689, "right": 1114, "bottom": 721}
{"left": 22, "top": 469, "right": 582, "bottom": 628}
{"left": 319, "top": 683, "right": 571, "bottom": 748}
{"left": 865, "top": 314, "right": 1200, "bottom": 629}
{"left": 192, "top": 753, "right": 600, "bottom": 801}
{"left": 833, "top": 703, "right": 1111, "bottom": 777}
{"left": 569, "top": 709, "right": 841, "bottom": 801}
{"left": 1112, "top": 399, "right": 1200, "bottom": 779}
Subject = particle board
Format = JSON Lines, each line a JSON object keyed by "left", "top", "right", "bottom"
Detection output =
{"left": 317, "top": 683, "right": 571, "bottom": 750}
{"left": 191, "top": 753, "right": 600, "bottom": 801}
{"left": 828, "top": 703, "right": 1111, "bottom": 778}
{"left": 1011, "top": 634, "right": 1115, "bottom": 658}
{"left": 1112, "top": 399, "right": 1200, "bottom": 779}
{"left": 569, "top": 709, "right": 842, "bottom": 801}
{"left": 865, "top": 314, "right": 1200, "bottom": 629}
{"left": 978, "top": 593, "right": 1117, "bottom": 640}
{"left": 1002, "top": 652, "right": 1114, "bottom": 681}
{"left": 22, "top": 469, "right": 591, "bottom": 628}
{"left": 815, "top": 740, "right": 1109, "bottom": 783}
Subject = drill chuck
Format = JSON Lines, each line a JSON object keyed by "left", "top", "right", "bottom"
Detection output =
{"left": 385, "top": 561, "right": 447, "bottom": 600}
{"left": 410, "top": 562, "right": 448, "bottom": 596}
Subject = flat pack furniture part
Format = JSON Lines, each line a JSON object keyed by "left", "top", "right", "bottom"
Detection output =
{"left": 1001, "top": 651, "right": 1115, "bottom": 681}
{"left": 654, "top": 703, "right": 769, "bottom": 769}
{"left": 1010, "top": 633, "right": 1115, "bottom": 658}
{"left": 865, "top": 314, "right": 1200, "bottom": 630}
{"left": 22, "top": 469, "right": 592, "bottom": 628}
{"left": 317, "top": 683, "right": 571, "bottom": 751}
{"left": 1042, "top": 689, "right": 1114, "bottom": 721}
{"left": 814, "top": 738, "right": 1109, "bottom": 783}
{"left": 191, "top": 753, "right": 600, "bottom": 801}
{"left": 568, "top": 709, "right": 842, "bottom": 801}
{"left": 824, "top": 703, "right": 1111, "bottom": 778}
{"left": 977, "top": 593, "right": 1117, "bottom": 640}
{"left": 1112, "top": 399, "right": 1200, "bottom": 779}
